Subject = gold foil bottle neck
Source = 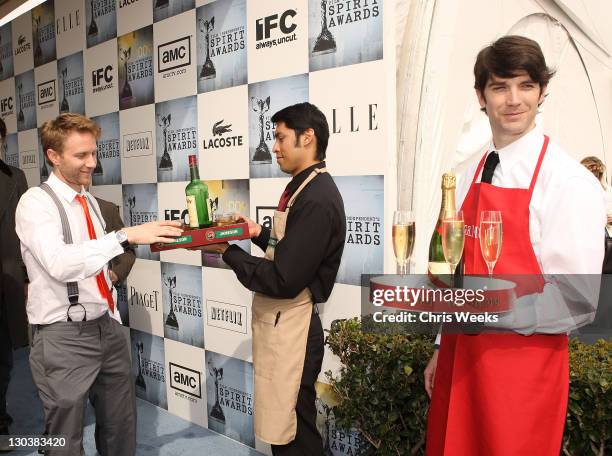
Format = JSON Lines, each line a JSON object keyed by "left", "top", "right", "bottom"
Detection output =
{"left": 441, "top": 173, "right": 456, "bottom": 190}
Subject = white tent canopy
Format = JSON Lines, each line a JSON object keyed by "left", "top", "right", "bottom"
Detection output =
{"left": 395, "top": 0, "right": 612, "bottom": 271}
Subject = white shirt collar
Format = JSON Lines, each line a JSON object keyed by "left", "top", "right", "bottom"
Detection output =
{"left": 47, "top": 171, "right": 86, "bottom": 203}
{"left": 489, "top": 125, "right": 544, "bottom": 175}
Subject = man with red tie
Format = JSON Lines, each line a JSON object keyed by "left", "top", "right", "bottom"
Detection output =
{"left": 15, "top": 113, "right": 182, "bottom": 456}
{"left": 424, "top": 36, "right": 606, "bottom": 455}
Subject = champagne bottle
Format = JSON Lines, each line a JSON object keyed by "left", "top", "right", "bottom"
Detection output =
{"left": 185, "top": 155, "right": 211, "bottom": 229}
{"left": 429, "top": 173, "right": 463, "bottom": 286}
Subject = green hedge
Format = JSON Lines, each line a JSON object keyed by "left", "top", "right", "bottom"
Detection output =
{"left": 325, "top": 318, "right": 611, "bottom": 456}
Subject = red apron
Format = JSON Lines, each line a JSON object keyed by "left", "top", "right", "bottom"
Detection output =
{"left": 426, "top": 136, "right": 569, "bottom": 456}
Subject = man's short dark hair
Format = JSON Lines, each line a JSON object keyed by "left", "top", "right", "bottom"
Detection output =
{"left": 0, "top": 117, "right": 6, "bottom": 141}
{"left": 271, "top": 102, "right": 329, "bottom": 161}
{"left": 474, "top": 35, "right": 555, "bottom": 96}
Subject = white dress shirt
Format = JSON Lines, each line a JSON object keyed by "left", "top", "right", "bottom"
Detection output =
{"left": 455, "top": 126, "right": 607, "bottom": 333}
{"left": 16, "top": 172, "right": 124, "bottom": 324}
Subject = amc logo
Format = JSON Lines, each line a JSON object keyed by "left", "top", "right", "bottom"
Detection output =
{"left": 37, "top": 80, "right": 56, "bottom": 105}
{"left": 157, "top": 36, "right": 191, "bottom": 73}
{"left": 256, "top": 206, "right": 276, "bottom": 230}
{"left": 169, "top": 363, "right": 201, "bottom": 399}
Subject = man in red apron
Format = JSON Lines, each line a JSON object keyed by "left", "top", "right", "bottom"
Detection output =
{"left": 204, "top": 103, "right": 346, "bottom": 455}
{"left": 424, "top": 36, "right": 606, "bottom": 455}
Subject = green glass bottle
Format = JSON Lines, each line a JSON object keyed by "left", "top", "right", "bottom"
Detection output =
{"left": 185, "top": 155, "right": 211, "bottom": 228}
{"left": 428, "top": 173, "right": 456, "bottom": 274}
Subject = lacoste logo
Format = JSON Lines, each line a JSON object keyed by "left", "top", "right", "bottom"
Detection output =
{"left": 212, "top": 120, "right": 232, "bottom": 136}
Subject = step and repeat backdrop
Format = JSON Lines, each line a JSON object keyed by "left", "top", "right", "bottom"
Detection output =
{"left": 0, "top": 0, "right": 392, "bottom": 453}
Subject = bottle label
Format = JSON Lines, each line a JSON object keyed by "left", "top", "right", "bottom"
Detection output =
{"left": 186, "top": 195, "right": 199, "bottom": 228}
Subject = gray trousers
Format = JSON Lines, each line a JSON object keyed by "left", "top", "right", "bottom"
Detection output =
{"left": 30, "top": 313, "right": 136, "bottom": 456}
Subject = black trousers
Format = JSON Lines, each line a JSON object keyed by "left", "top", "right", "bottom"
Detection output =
{"left": 272, "top": 308, "right": 325, "bottom": 456}
{"left": 0, "top": 302, "right": 13, "bottom": 428}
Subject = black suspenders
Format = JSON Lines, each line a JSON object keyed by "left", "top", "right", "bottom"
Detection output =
{"left": 39, "top": 183, "right": 107, "bottom": 322}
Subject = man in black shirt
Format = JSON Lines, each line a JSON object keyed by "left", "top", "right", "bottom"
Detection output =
{"left": 204, "top": 102, "right": 345, "bottom": 455}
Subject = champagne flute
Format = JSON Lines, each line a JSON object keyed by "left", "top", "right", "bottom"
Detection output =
{"left": 441, "top": 211, "right": 464, "bottom": 287}
{"left": 479, "top": 210, "right": 502, "bottom": 279}
{"left": 392, "top": 211, "right": 415, "bottom": 275}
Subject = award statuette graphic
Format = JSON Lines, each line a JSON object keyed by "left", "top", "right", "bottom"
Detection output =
{"left": 17, "top": 83, "right": 24, "bottom": 124}
{"left": 154, "top": 0, "right": 169, "bottom": 9}
{"left": 120, "top": 47, "right": 133, "bottom": 100}
{"left": 0, "top": 35, "right": 3, "bottom": 75}
{"left": 41, "top": 157, "right": 50, "bottom": 180}
{"left": 312, "top": 0, "right": 336, "bottom": 55}
{"left": 60, "top": 68, "right": 69, "bottom": 113}
{"left": 199, "top": 17, "right": 216, "bottom": 80}
{"left": 135, "top": 341, "right": 147, "bottom": 392}
{"left": 93, "top": 150, "right": 103, "bottom": 176}
{"left": 88, "top": 0, "right": 98, "bottom": 37}
{"left": 251, "top": 96, "right": 272, "bottom": 163}
{"left": 163, "top": 274, "right": 179, "bottom": 331}
{"left": 126, "top": 195, "right": 136, "bottom": 225}
{"left": 209, "top": 362, "right": 226, "bottom": 424}
{"left": 157, "top": 114, "right": 173, "bottom": 170}
{"left": 33, "top": 15, "right": 43, "bottom": 61}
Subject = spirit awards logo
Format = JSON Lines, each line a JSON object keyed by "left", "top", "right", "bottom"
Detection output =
{"left": 32, "top": 15, "right": 43, "bottom": 60}
{"left": 157, "top": 114, "right": 172, "bottom": 170}
{"left": 123, "top": 131, "right": 153, "bottom": 158}
{"left": 14, "top": 34, "right": 31, "bottom": 55}
{"left": 125, "top": 195, "right": 157, "bottom": 225}
{"left": 255, "top": 10, "right": 297, "bottom": 50}
{"left": 199, "top": 17, "right": 216, "bottom": 80}
{"left": 92, "top": 65, "right": 113, "bottom": 93}
{"left": 16, "top": 83, "right": 34, "bottom": 126}
{"left": 135, "top": 341, "right": 146, "bottom": 392}
{"left": 120, "top": 47, "right": 133, "bottom": 100}
{"left": 0, "top": 97, "right": 13, "bottom": 117}
{"left": 251, "top": 96, "right": 272, "bottom": 163}
{"left": 163, "top": 273, "right": 178, "bottom": 331}
{"left": 94, "top": 134, "right": 120, "bottom": 176}
{"left": 207, "top": 300, "right": 247, "bottom": 334}
{"left": 170, "top": 363, "right": 202, "bottom": 402}
{"left": 158, "top": 36, "right": 191, "bottom": 78}
{"left": 56, "top": 9, "right": 81, "bottom": 36}
{"left": 37, "top": 80, "right": 56, "bottom": 106}
{"left": 87, "top": 0, "right": 98, "bottom": 37}
{"left": 331, "top": 104, "right": 379, "bottom": 134}
{"left": 158, "top": 110, "right": 197, "bottom": 158}
{"left": 209, "top": 362, "right": 225, "bottom": 424}
{"left": 312, "top": 0, "right": 336, "bottom": 55}
{"left": 59, "top": 68, "right": 70, "bottom": 112}
{"left": 346, "top": 216, "right": 380, "bottom": 245}
{"left": 202, "top": 119, "right": 244, "bottom": 150}
{"left": 325, "top": 0, "right": 380, "bottom": 26}
{"left": 20, "top": 150, "right": 37, "bottom": 169}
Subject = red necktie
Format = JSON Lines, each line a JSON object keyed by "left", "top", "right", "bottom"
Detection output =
{"left": 277, "top": 187, "right": 292, "bottom": 212}
{"left": 75, "top": 195, "right": 115, "bottom": 313}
